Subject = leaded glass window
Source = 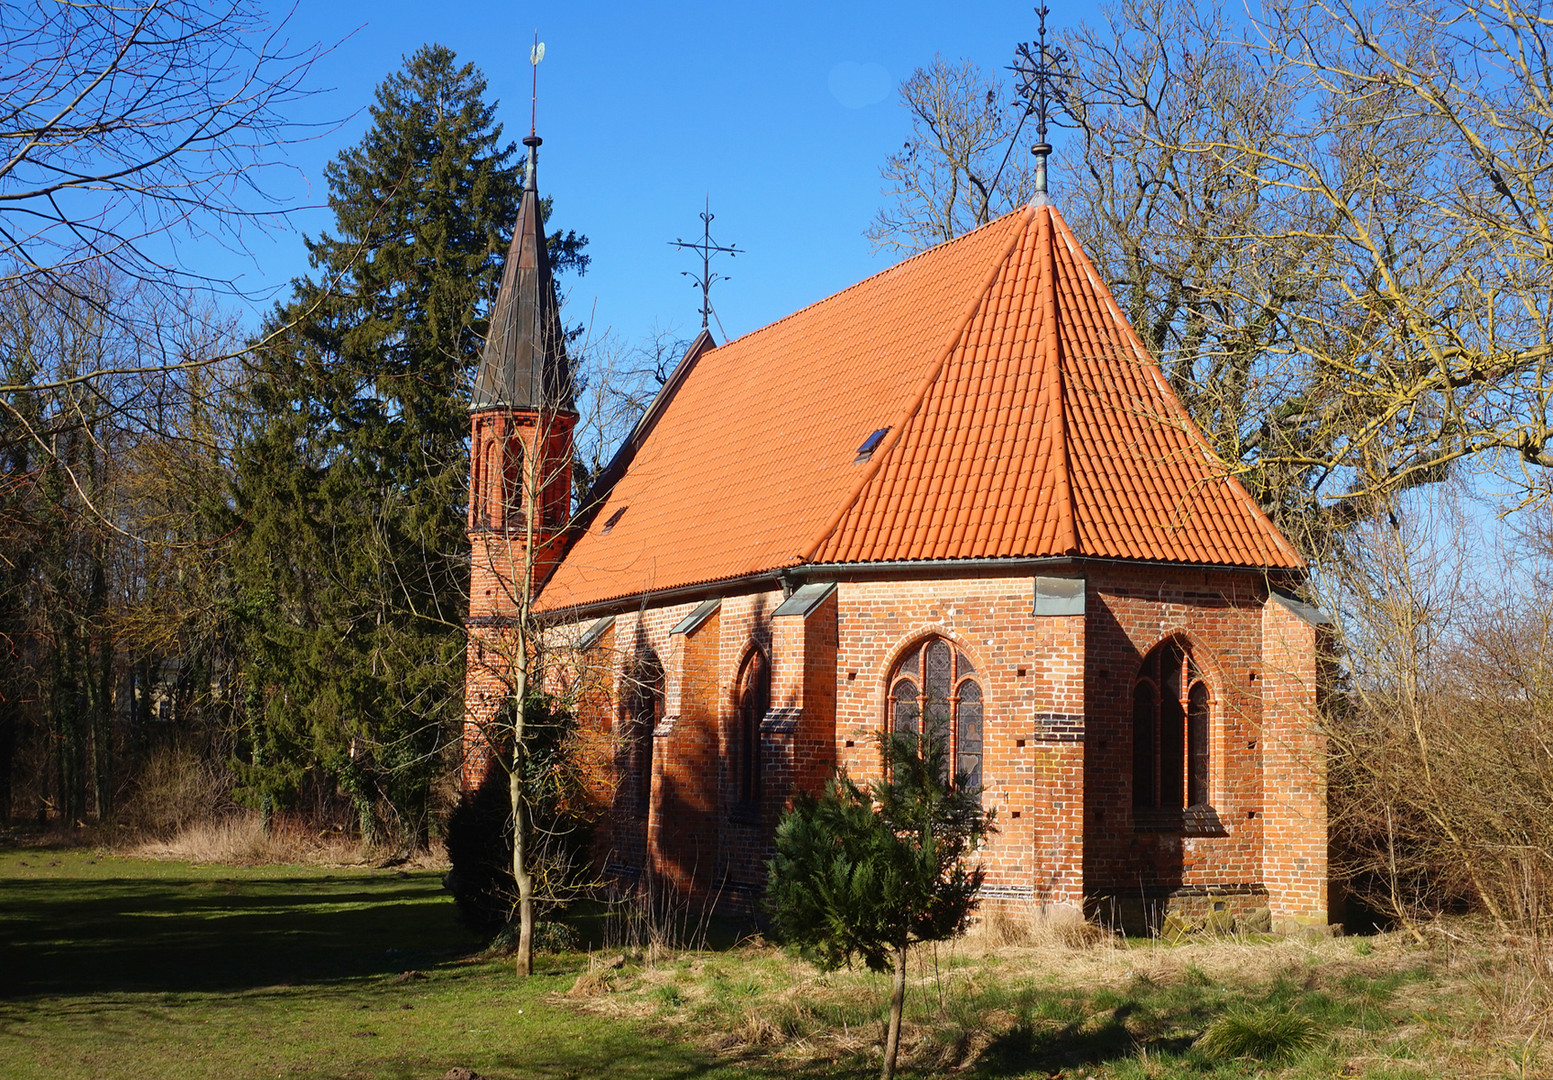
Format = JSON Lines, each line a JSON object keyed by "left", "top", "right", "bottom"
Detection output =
{"left": 886, "top": 636, "right": 985, "bottom": 804}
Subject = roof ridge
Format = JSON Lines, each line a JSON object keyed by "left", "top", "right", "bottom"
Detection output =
{"left": 716, "top": 209, "right": 1031, "bottom": 351}
{"left": 797, "top": 204, "right": 1038, "bottom": 564}
{"left": 1045, "top": 209, "right": 1305, "bottom": 568}
{"left": 1039, "top": 207, "right": 1080, "bottom": 555}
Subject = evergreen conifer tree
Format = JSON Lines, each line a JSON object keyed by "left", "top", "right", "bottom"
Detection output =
{"left": 231, "top": 44, "right": 586, "bottom": 846}
{"left": 767, "top": 733, "right": 995, "bottom": 1080}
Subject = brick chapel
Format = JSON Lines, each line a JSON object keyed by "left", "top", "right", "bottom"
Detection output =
{"left": 462, "top": 132, "right": 1331, "bottom": 935}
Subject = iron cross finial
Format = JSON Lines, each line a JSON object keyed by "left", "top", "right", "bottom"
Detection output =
{"left": 670, "top": 195, "right": 743, "bottom": 333}
{"left": 1010, "top": 6, "right": 1070, "bottom": 196}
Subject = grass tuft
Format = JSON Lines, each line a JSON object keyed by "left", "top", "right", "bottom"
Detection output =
{"left": 1196, "top": 1003, "right": 1322, "bottom": 1062}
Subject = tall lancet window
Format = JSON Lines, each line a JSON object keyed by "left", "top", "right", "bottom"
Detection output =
{"left": 621, "top": 649, "right": 664, "bottom": 816}
{"left": 734, "top": 649, "right": 769, "bottom": 814}
{"left": 1132, "top": 638, "right": 1212, "bottom": 814}
{"left": 501, "top": 431, "right": 525, "bottom": 525}
{"left": 886, "top": 636, "right": 983, "bottom": 803}
{"left": 471, "top": 423, "right": 490, "bottom": 527}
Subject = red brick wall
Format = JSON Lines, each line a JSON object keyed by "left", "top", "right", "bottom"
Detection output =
{"left": 461, "top": 627, "right": 509, "bottom": 792}
{"left": 829, "top": 578, "right": 1083, "bottom": 909}
{"left": 466, "top": 410, "right": 575, "bottom": 624}
{"left": 1261, "top": 597, "right": 1328, "bottom": 929}
{"left": 495, "top": 565, "right": 1327, "bottom": 932}
{"left": 716, "top": 594, "right": 778, "bottom": 896}
{"left": 1082, "top": 565, "right": 1267, "bottom": 901}
{"left": 462, "top": 407, "right": 574, "bottom": 795}
{"left": 653, "top": 608, "right": 722, "bottom": 895}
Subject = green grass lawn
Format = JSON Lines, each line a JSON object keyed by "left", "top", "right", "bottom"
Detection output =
{"left": 1, "top": 843, "right": 1545, "bottom": 1079}
{"left": 0, "top": 846, "right": 735, "bottom": 1080}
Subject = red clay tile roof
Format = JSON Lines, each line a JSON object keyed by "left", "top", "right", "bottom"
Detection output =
{"left": 537, "top": 202, "right": 1302, "bottom": 612}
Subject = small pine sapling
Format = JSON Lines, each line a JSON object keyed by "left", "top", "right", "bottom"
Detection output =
{"left": 766, "top": 731, "right": 995, "bottom": 1080}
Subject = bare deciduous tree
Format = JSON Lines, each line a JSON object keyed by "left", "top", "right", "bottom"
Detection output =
{"left": 1321, "top": 491, "right": 1553, "bottom": 964}
{"left": 0, "top": 0, "right": 325, "bottom": 401}
{"left": 0, "top": 2, "right": 320, "bottom": 299}
{"left": 866, "top": 56, "right": 1039, "bottom": 255}
{"left": 871, "top": 0, "right": 1553, "bottom": 543}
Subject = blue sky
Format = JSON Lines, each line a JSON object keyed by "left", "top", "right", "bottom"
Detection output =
{"left": 231, "top": 0, "right": 1099, "bottom": 351}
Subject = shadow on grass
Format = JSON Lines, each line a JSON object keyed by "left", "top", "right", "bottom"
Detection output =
{"left": 971, "top": 1016, "right": 1199, "bottom": 1077}
{"left": 0, "top": 866, "right": 483, "bottom": 999}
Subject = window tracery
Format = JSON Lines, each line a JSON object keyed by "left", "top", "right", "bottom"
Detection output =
{"left": 1132, "top": 638, "right": 1212, "bottom": 815}
{"left": 886, "top": 636, "right": 983, "bottom": 801}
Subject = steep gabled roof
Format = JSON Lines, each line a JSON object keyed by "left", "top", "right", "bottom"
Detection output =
{"left": 537, "top": 202, "right": 1301, "bottom": 613}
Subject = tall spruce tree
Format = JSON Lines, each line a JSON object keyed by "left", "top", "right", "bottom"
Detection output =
{"left": 231, "top": 44, "right": 586, "bottom": 846}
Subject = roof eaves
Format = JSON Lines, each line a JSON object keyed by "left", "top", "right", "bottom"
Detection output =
{"left": 535, "top": 567, "right": 785, "bottom": 623}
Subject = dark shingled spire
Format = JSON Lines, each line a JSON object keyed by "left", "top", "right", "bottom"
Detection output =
{"left": 470, "top": 135, "right": 575, "bottom": 414}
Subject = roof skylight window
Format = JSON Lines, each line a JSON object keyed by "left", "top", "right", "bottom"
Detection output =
{"left": 601, "top": 506, "right": 628, "bottom": 534}
{"left": 855, "top": 427, "right": 889, "bottom": 463}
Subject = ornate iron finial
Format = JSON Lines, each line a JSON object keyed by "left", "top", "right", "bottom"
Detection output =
{"left": 1010, "top": 6, "right": 1070, "bottom": 199}
{"left": 669, "top": 195, "right": 743, "bottom": 332}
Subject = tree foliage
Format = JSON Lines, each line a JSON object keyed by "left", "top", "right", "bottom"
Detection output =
{"left": 0, "top": 0, "right": 325, "bottom": 828}
{"left": 767, "top": 732, "right": 994, "bottom": 1080}
{"left": 1324, "top": 498, "right": 1553, "bottom": 946}
{"left": 229, "top": 44, "right": 586, "bottom": 847}
{"left": 0, "top": 272, "right": 242, "bottom": 825}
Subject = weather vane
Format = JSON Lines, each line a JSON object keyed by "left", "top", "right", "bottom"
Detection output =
{"left": 670, "top": 196, "right": 743, "bottom": 333}
{"left": 1009, "top": 6, "right": 1070, "bottom": 197}
{"left": 529, "top": 32, "right": 546, "bottom": 138}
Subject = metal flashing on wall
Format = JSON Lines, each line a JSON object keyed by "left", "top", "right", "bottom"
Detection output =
{"left": 771, "top": 581, "right": 837, "bottom": 618}
{"left": 1033, "top": 575, "right": 1085, "bottom": 616}
{"left": 670, "top": 598, "right": 721, "bottom": 636}
{"left": 1270, "top": 591, "right": 1332, "bottom": 627}
{"left": 575, "top": 615, "right": 614, "bottom": 650}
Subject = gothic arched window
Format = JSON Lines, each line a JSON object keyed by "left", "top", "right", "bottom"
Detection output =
{"left": 621, "top": 650, "right": 663, "bottom": 816}
{"left": 886, "top": 636, "right": 983, "bottom": 801}
{"left": 734, "top": 649, "right": 769, "bottom": 813}
{"left": 501, "top": 431, "right": 525, "bottom": 525}
{"left": 1132, "top": 638, "right": 1211, "bottom": 811}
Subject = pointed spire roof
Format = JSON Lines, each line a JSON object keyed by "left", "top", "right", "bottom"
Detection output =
{"left": 538, "top": 201, "right": 1302, "bottom": 613}
{"left": 471, "top": 136, "right": 574, "bottom": 414}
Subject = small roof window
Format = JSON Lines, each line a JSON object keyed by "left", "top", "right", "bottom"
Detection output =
{"left": 855, "top": 427, "right": 889, "bottom": 463}
{"left": 601, "top": 506, "right": 628, "bottom": 534}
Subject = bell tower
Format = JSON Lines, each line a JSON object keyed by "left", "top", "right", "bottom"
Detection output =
{"left": 463, "top": 132, "right": 576, "bottom": 791}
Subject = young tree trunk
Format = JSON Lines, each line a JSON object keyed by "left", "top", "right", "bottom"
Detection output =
{"left": 882, "top": 940, "right": 908, "bottom": 1080}
{"left": 509, "top": 603, "right": 535, "bottom": 978}
{"left": 509, "top": 750, "right": 535, "bottom": 976}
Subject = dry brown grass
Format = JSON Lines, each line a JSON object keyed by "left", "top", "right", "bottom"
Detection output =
{"left": 966, "top": 903, "right": 1116, "bottom": 951}
{"left": 558, "top": 919, "right": 1553, "bottom": 1078}
{"left": 122, "top": 811, "right": 447, "bottom": 869}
